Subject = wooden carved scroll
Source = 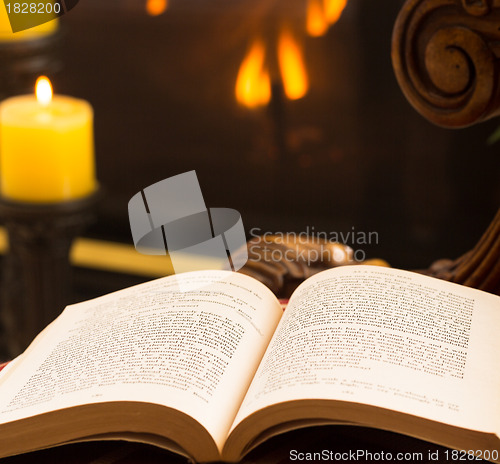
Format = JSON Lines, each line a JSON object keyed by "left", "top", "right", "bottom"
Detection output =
{"left": 393, "top": 0, "right": 500, "bottom": 295}
{"left": 392, "top": 0, "right": 500, "bottom": 128}
{"left": 422, "top": 209, "right": 500, "bottom": 294}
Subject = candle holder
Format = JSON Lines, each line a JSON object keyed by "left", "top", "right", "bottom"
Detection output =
{"left": 0, "top": 29, "right": 62, "bottom": 100}
{"left": 0, "top": 190, "right": 100, "bottom": 357}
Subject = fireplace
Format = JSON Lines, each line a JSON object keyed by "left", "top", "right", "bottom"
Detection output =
{"left": 49, "top": 0, "right": 499, "bottom": 276}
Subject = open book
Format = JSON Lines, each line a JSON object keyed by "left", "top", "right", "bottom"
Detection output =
{"left": 0, "top": 265, "right": 499, "bottom": 463}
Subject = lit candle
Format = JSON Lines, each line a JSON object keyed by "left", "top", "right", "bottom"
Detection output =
{"left": 0, "top": 76, "right": 96, "bottom": 203}
{"left": 0, "top": 2, "right": 58, "bottom": 42}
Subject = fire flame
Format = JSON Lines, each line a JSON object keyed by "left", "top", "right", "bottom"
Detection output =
{"left": 278, "top": 29, "right": 308, "bottom": 100}
{"left": 307, "top": 0, "right": 328, "bottom": 37}
{"left": 35, "top": 76, "right": 52, "bottom": 107}
{"left": 324, "top": 0, "right": 347, "bottom": 24}
{"left": 235, "top": 39, "right": 271, "bottom": 108}
{"left": 146, "top": 0, "right": 168, "bottom": 16}
{"left": 307, "top": 0, "right": 347, "bottom": 36}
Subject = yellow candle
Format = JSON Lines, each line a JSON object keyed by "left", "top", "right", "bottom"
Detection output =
{"left": 0, "top": 1, "right": 58, "bottom": 42}
{"left": 0, "top": 77, "right": 96, "bottom": 203}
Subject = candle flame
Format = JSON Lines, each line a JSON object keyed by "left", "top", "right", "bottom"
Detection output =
{"left": 306, "top": 0, "right": 328, "bottom": 37}
{"left": 235, "top": 39, "right": 271, "bottom": 108}
{"left": 278, "top": 29, "right": 309, "bottom": 100}
{"left": 324, "top": 0, "right": 347, "bottom": 24}
{"left": 146, "top": 0, "right": 168, "bottom": 16}
{"left": 35, "top": 76, "right": 53, "bottom": 107}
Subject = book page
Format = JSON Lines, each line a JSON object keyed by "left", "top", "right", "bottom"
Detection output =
{"left": 232, "top": 265, "right": 500, "bottom": 435}
{"left": 0, "top": 270, "right": 282, "bottom": 451}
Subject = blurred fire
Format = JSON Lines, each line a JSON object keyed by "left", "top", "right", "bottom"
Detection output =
{"left": 278, "top": 29, "right": 309, "bottom": 100}
{"left": 146, "top": 0, "right": 168, "bottom": 16}
{"left": 307, "top": 0, "right": 347, "bottom": 36}
{"left": 307, "top": 0, "right": 328, "bottom": 37}
{"left": 236, "top": 0, "right": 347, "bottom": 108}
{"left": 324, "top": 0, "right": 347, "bottom": 24}
{"left": 235, "top": 39, "right": 271, "bottom": 108}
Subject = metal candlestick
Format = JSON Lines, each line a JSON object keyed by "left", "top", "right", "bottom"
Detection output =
{"left": 0, "top": 191, "right": 99, "bottom": 357}
{"left": 0, "top": 27, "right": 64, "bottom": 359}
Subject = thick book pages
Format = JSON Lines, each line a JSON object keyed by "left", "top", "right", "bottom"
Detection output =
{"left": 0, "top": 271, "right": 282, "bottom": 463}
{"left": 224, "top": 266, "right": 500, "bottom": 461}
{"left": 0, "top": 266, "right": 498, "bottom": 463}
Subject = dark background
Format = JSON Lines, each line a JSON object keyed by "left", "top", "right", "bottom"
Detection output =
{"left": 53, "top": 0, "right": 499, "bottom": 273}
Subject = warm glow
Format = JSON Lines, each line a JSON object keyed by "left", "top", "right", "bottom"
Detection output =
{"left": 35, "top": 76, "right": 52, "bottom": 106}
{"left": 278, "top": 29, "right": 309, "bottom": 100}
{"left": 235, "top": 40, "right": 271, "bottom": 108}
{"left": 306, "top": 0, "right": 328, "bottom": 37}
{"left": 324, "top": 0, "right": 347, "bottom": 24}
{"left": 146, "top": 0, "right": 168, "bottom": 16}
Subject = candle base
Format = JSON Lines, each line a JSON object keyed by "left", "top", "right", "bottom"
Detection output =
{"left": 0, "top": 191, "right": 100, "bottom": 357}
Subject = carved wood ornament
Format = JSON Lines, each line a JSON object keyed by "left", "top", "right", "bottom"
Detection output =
{"left": 420, "top": 209, "right": 500, "bottom": 294}
{"left": 393, "top": 0, "right": 500, "bottom": 295}
{"left": 392, "top": 0, "right": 500, "bottom": 128}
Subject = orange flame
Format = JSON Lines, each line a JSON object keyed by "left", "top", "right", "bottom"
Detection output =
{"left": 35, "top": 76, "right": 52, "bottom": 106}
{"left": 278, "top": 29, "right": 309, "bottom": 100}
{"left": 235, "top": 40, "right": 271, "bottom": 108}
{"left": 306, "top": 0, "right": 328, "bottom": 37}
{"left": 146, "top": 0, "right": 168, "bottom": 16}
{"left": 324, "top": 0, "right": 347, "bottom": 24}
